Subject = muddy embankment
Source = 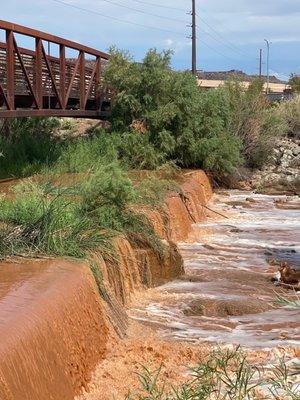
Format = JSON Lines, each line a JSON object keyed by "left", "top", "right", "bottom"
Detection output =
{"left": 0, "top": 170, "right": 213, "bottom": 400}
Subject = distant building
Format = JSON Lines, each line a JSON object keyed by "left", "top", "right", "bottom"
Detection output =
{"left": 196, "top": 70, "right": 290, "bottom": 95}
{"left": 196, "top": 69, "right": 286, "bottom": 84}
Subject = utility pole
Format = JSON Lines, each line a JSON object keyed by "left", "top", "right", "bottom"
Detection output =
{"left": 259, "top": 48, "right": 262, "bottom": 78}
{"left": 192, "top": 0, "right": 197, "bottom": 75}
{"left": 264, "top": 39, "right": 270, "bottom": 93}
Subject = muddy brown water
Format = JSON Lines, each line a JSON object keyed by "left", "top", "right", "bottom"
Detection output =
{"left": 130, "top": 191, "right": 300, "bottom": 349}
{"left": 0, "top": 259, "right": 108, "bottom": 400}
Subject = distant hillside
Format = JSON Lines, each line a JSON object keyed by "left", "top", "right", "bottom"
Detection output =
{"left": 197, "top": 70, "right": 285, "bottom": 84}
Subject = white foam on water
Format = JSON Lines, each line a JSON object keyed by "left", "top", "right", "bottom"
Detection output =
{"left": 130, "top": 192, "right": 300, "bottom": 348}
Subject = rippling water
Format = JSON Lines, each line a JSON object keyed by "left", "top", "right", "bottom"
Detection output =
{"left": 130, "top": 191, "right": 300, "bottom": 348}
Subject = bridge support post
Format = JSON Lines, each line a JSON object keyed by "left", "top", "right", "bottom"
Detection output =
{"left": 79, "top": 51, "right": 85, "bottom": 110}
{"left": 35, "top": 38, "right": 43, "bottom": 109}
{"left": 60, "top": 44, "right": 66, "bottom": 109}
{"left": 6, "top": 30, "right": 15, "bottom": 110}
{"left": 95, "top": 56, "right": 101, "bottom": 111}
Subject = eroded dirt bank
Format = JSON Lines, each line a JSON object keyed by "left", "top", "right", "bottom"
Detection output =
{"left": 0, "top": 170, "right": 213, "bottom": 400}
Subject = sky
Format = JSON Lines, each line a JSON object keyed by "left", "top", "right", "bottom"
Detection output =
{"left": 1, "top": 0, "right": 300, "bottom": 80}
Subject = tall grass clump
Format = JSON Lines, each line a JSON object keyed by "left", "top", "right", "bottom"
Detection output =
{"left": 79, "top": 165, "right": 166, "bottom": 257}
{"left": 53, "top": 131, "right": 121, "bottom": 173}
{"left": 135, "top": 174, "right": 180, "bottom": 208}
{"left": 0, "top": 181, "right": 111, "bottom": 258}
{"left": 0, "top": 117, "right": 61, "bottom": 178}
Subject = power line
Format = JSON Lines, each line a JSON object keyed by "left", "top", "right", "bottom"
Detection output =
{"left": 93, "top": 0, "right": 188, "bottom": 23}
{"left": 197, "top": 15, "right": 251, "bottom": 58}
{"left": 189, "top": 1, "right": 237, "bottom": 72}
{"left": 171, "top": 0, "right": 252, "bottom": 60}
{"left": 200, "top": 40, "right": 240, "bottom": 63}
{"left": 50, "top": 0, "right": 186, "bottom": 36}
{"left": 194, "top": 6, "right": 254, "bottom": 58}
{"left": 50, "top": 0, "right": 242, "bottom": 65}
{"left": 118, "top": 0, "right": 187, "bottom": 13}
{"left": 198, "top": 26, "right": 247, "bottom": 58}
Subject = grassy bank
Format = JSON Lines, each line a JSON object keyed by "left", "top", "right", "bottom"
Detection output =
{"left": 0, "top": 165, "right": 177, "bottom": 260}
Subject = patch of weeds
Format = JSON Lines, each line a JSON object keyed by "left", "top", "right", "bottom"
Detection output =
{"left": 0, "top": 117, "right": 61, "bottom": 178}
{"left": 127, "top": 347, "right": 300, "bottom": 400}
{"left": 123, "top": 211, "right": 166, "bottom": 259}
{"left": 0, "top": 163, "right": 166, "bottom": 262}
{"left": 59, "top": 118, "right": 77, "bottom": 133}
{"left": 276, "top": 292, "right": 300, "bottom": 309}
{"left": 190, "top": 347, "right": 260, "bottom": 400}
{"left": 269, "top": 358, "right": 300, "bottom": 400}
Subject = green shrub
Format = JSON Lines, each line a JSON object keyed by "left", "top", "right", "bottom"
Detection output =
{"left": 276, "top": 95, "right": 300, "bottom": 137}
{"left": 289, "top": 74, "right": 300, "bottom": 94}
{"left": 117, "top": 131, "right": 166, "bottom": 170}
{"left": 79, "top": 163, "right": 135, "bottom": 220}
{"left": 221, "top": 78, "right": 286, "bottom": 168}
{"left": 79, "top": 165, "right": 165, "bottom": 256}
{"left": 104, "top": 48, "right": 242, "bottom": 176}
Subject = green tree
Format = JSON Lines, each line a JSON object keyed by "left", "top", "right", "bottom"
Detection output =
{"left": 103, "top": 47, "right": 242, "bottom": 176}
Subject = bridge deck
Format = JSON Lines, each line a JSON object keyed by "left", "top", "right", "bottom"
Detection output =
{"left": 0, "top": 20, "right": 110, "bottom": 118}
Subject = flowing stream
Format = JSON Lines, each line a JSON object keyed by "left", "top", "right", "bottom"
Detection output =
{"left": 130, "top": 191, "right": 300, "bottom": 349}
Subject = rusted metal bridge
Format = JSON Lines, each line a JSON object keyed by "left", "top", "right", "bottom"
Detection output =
{"left": 0, "top": 20, "right": 110, "bottom": 118}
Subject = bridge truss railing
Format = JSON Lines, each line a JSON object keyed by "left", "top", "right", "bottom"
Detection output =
{"left": 0, "top": 20, "right": 110, "bottom": 118}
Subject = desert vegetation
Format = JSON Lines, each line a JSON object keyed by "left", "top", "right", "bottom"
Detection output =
{"left": 0, "top": 49, "right": 299, "bottom": 400}
{"left": 289, "top": 74, "right": 300, "bottom": 94}
{"left": 0, "top": 48, "right": 298, "bottom": 261}
{"left": 127, "top": 347, "right": 300, "bottom": 400}
{"left": 0, "top": 49, "right": 298, "bottom": 180}
{"left": 103, "top": 48, "right": 298, "bottom": 172}
{"left": 0, "top": 166, "right": 173, "bottom": 260}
